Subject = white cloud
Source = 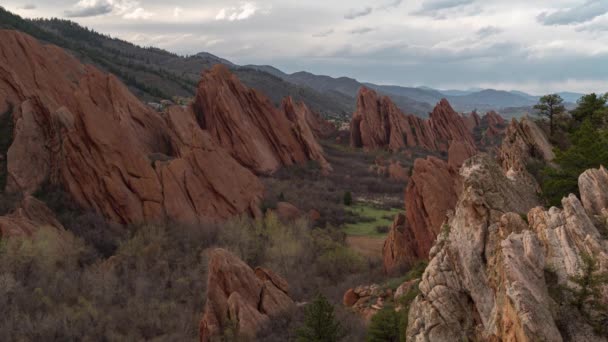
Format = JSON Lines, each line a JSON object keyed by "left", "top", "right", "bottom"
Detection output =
{"left": 538, "top": 0, "right": 608, "bottom": 26}
{"left": 173, "top": 7, "right": 183, "bottom": 18}
{"left": 215, "top": 2, "right": 259, "bottom": 21}
{"left": 123, "top": 7, "right": 154, "bottom": 19}
{"left": 64, "top": 0, "right": 153, "bottom": 19}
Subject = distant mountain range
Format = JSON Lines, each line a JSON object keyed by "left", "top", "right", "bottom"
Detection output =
{"left": 0, "top": 6, "right": 589, "bottom": 120}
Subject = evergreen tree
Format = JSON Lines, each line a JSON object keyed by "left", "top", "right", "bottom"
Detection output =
{"left": 534, "top": 94, "right": 565, "bottom": 136}
{"left": 297, "top": 294, "right": 344, "bottom": 342}
{"left": 367, "top": 306, "right": 401, "bottom": 342}
{"left": 343, "top": 191, "right": 353, "bottom": 206}
{"left": 566, "top": 253, "right": 608, "bottom": 336}
{"left": 542, "top": 119, "right": 608, "bottom": 206}
{"left": 571, "top": 93, "right": 608, "bottom": 125}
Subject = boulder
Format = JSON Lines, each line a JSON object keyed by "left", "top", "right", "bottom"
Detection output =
{"left": 200, "top": 249, "right": 295, "bottom": 342}
{"left": 274, "top": 202, "right": 302, "bottom": 222}
{"left": 578, "top": 166, "right": 608, "bottom": 220}
{"left": 387, "top": 161, "right": 410, "bottom": 183}
{"left": 0, "top": 30, "right": 263, "bottom": 225}
{"left": 343, "top": 288, "right": 359, "bottom": 307}
{"left": 193, "top": 65, "right": 330, "bottom": 175}
{"left": 0, "top": 196, "right": 63, "bottom": 238}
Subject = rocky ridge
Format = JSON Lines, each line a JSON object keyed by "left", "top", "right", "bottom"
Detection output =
{"left": 193, "top": 65, "right": 331, "bottom": 175}
{"left": 349, "top": 87, "right": 476, "bottom": 153}
{"left": 405, "top": 147, "right": 608, "bottom": 340}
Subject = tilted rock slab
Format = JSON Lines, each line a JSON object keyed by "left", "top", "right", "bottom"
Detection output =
{"left": 193, "top": 65, "right": 331, "bottom": 175}
{"left": 0, "top": 30, "right": 263, "bottom": 225}
{"left": 199, "top": 248, "right": 295, "bottom": 341}
{"left": 350, "top": 87, "right": 476, "bottom": 153}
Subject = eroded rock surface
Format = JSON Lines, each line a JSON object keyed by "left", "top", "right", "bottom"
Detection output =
{"left": 200, "top": 248, "right": 295, "bottom": 342}
{"left": 350, "top": 88, "right": 475, "bottom": 153}
{"left": 0, "top": 30, "right": 263, "bottom": 225}
{"left": 406, "top": 156, "right": 608, "bottom": 342}
{"left": 193, "top": 65, "right": 330, "bottom": 175}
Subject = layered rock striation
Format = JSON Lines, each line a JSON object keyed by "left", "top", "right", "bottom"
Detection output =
{"left": 193, "top": 65, "right": 331, "bottom": 175}
{"left": 0, "top": 30, "right": 263, "bottom": 225}
{"left": 199, "top": 248, "right": 295, "bottom": 341}
{"left": 349, "top": 87, "right": 475, "bottom": 153}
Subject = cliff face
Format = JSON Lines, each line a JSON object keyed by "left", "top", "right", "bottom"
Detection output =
{"left": 0, "top": 30, "right": 263, "bottom": 227}
{"left": 349, "top": 87, "right": 476, "bottom": 153}
{"left": 193, "top": 65, "right": 331, "bottom": 175}
{"left": 405, "top": 160, "right": 608, "bottom": 341}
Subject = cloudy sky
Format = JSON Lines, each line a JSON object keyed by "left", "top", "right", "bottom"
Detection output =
{"left": 6, "top": 0, "right": 608, "bottom": 94}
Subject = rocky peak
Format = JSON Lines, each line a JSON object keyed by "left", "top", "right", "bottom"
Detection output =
{"left": 0, "top": 30, "right": 263, "bottom": 225}
{"left": 499, "top": 116, "right": 554, "bottom": 176}
{"left": 193, "top": 65, "right": 330, "bottom": 175}
{"left": 350, "top": 88, "right": 476, "bottom": 153}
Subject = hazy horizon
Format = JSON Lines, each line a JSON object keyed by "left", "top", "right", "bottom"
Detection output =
{"left": 5, "top": 0, "right": 608, "bottom": 94}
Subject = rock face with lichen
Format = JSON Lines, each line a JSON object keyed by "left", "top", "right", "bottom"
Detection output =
{"left": 405, "top": 155, "right": 608, "bottom": 342}
{"left": 0, "top": 30, "right": 268, "bottom": 227}
{"left": 199, "top": 248, "right": 295, "bottom": 342}
{"left": 350, "top": 87, "right": 475, "bottom": 153}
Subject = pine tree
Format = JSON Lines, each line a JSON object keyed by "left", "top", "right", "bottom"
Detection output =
{"left": 534, "top": 94, "right": 565, "bottom": 136}
{"left": 566, "top": 252, "right": 608, "bottom": 336}
{"left": 367, "top": 306, "right": 400, "bottom": 342}
{"left": 297, "top": 294, "right": 344, "bottom": 342}
{"left": 343, "top": 191, "right": 353, "bottom": 206}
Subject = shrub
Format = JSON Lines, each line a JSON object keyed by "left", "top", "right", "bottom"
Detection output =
{"left": 375, "top": 225, "right": 389, "bottom": 234}
{"left": 367, "top": 305, "right": 400, "bottom": 342}
{"left": 296, "top": 294, "right": 344, "bottom": 342}
{"left": 343, "top": 191, "right": 353, "bottom": 206}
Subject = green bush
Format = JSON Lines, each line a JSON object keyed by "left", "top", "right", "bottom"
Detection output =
{"left": 296, "top": 294, "right": 344, "bottom": 342}
{"left": 541, "top": 120, "right": 608, "bottom": 207}
{"left": 367, "top": 305, "right": 400, "bottom": 342}
{"left": 343, "top": 191, "right": 353, "bottom": 206}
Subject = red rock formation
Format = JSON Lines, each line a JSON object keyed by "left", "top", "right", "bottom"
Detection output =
{"left": 281, "top": 97, "right": 332, "bottom": 173}
{"left": 464, "top": 111, "right": 481, "bottom": 132}
{"left": 0, "top": 30, "right": 263, "bottom": 225}
{"left": 383, "top": 145, "right": 467, "bottom": 273}
{"left": 200, "top": 248, "right": 295, "bottom": 342}
{"left": 0, "top": 196, "right": 64, "bottom": 237}
{"left": 350, "top": 87, "right": 475, "bottom": 153}
{"left": 382, "top": 213, "right": 418, "bottom": 275}
{"left": 387, "top": 161, "right": 410, "bottom": 183}
{"left": 289, "top": 100, "right": 336, "bottom": 139}
{"left": 429, "top": 99, "right": 476, "bottom": 151}
{"left": 193, "top": 65, "right": 330, "bottom": 175}
{"left": 448, "top": 140, "right": 477, "bottom": 169}
{"left": 403, "top": 156, "right": 462, "bottom": 258}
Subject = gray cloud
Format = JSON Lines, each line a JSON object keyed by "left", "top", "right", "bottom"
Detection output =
{"left": 538, "top": 0, "right": 608, "bottom": 26}
{"left": 378, "top": 0, "right": 403, "bottom": 10}
{"left": 476, "top": 26, "right": 502, "bottom": 38}
{"left": 65, "top": 0, "right": 113, "bottom": 18}
{"left": 312, "top": 29, "right": 334, "bottom": 37}
{"left": 18, "top": 4, "right": 37, "bottom": 10}
{"left": 413, "top": 0, "right": 475, "bottom": 16}
{"left": 349, "top": 27, "right": 375, "bottom": 34}
{"left": 344, "top": 7, "right": 373, "bottom": 19}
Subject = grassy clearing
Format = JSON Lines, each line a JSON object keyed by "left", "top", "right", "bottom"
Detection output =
{"left": 343, "top": 203, "right": 402, "bottom": 238}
